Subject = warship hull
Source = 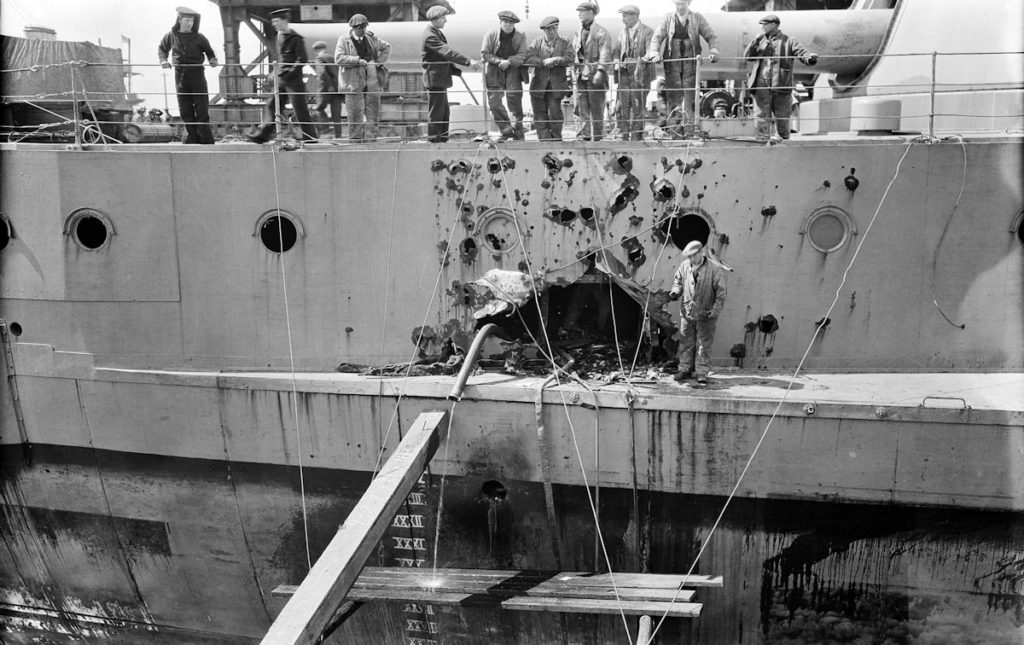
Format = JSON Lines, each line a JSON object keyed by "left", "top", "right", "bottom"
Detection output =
{"left": 1, "top": 133, "right": 1022, "bottom": 645}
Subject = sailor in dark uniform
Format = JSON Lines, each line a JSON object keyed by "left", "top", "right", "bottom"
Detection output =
{"left": 248, "top": 8, "right": 318, "bottom": 143}
{"left": 421, "top": 6, "right": 479, "bottom": 143}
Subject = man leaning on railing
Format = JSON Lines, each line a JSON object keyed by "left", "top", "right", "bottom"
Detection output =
{"left": 613, "top": 5, "right": 655, "bottom": 141}
{"left": 481, "top": 11, "right": 530, "bottom": 142}
{"left": 744, "top": 14, "right": 817, "bottom": 143}
{"left": 644, "top": 0, "right": 719, "bottom": 139}
{"left": 527, "top": 17, "right": 574, "bottom": 141}
{"left": 158, "top": 6, "right": 218, "bottom": 144}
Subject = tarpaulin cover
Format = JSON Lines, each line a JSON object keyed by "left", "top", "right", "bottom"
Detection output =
{"left": 1, "top": 35, "right": 127, "bottom": 106}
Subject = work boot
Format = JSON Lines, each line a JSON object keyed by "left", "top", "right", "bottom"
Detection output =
{"left": 696, "top": 375, "right": 708, "bottom": 384}
{"left": 496, "top": 130, "right": 514, "bottom": 142}
{"left": 674, "top": 370, "right": 692, "bottom": 382}
{"left": 513, "top": 122, "right": 525, "bottom": 141}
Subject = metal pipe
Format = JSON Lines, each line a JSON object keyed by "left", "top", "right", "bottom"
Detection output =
{"left": 447, "top": 323, "right": 497, "bottom": 401}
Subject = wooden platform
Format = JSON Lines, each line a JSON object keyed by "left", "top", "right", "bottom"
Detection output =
{"left": 273, "top": 567, "right": 722, "bottom": 618}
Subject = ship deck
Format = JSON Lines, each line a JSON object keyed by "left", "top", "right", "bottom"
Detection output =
{"left": 95, "top": 363, "right": 1024, "bottom": 418}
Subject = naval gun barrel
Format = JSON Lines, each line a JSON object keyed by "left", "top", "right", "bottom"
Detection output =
{"left": 297, "top": 9, "right": 893, "bottom": 81}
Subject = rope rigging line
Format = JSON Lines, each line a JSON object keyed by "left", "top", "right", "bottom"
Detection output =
{"left": 627, "top": 145, "right": 694, "bottom": 378}
{"left": 269, "top": 141, "right": 312, "bottom": 571}
{"left": 431, "top": 401, "right": 457, "bottom": 582}
{"left": 370, "top": 145, "right": 486, "bottom": 481}
{"left": 510, "top": 308, "right": 605, "bottom": 565}
{"left": 644, "top": 140, "right": 917, "bottom": 644}
{"left": 492, "top": 141, "right": 635, "bottom": 645}
{"left": 578, "top": 145, "right": 632, "bottom": 385}
{"left": 376, "top": 144, "right": 405, "bottom": 450}
{"left": 929, "top": 135, "right": 969, "bottom": 330}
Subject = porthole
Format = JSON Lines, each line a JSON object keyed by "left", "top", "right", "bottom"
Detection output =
{"left": 63, "top": 208, "right": 115, "bottom": 251}
{"left": 254, "top": 210, "right": 304, "bottom": 254}
{"left": 0, "top": 213, "right": 12, "bottom": 251}
{"left": 478, "top": 208, "right": 520, "bottom": 255}
{"left": 659, "top": 207, "right": 714, "bottom": 250}
{"left": 801, "top": 206, "right": 856, "bottom": 253}
{"left": 1011, "top": 210, "right": 1023, "bottom": 247}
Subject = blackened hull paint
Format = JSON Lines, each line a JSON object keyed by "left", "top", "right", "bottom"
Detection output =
{"left": 1, "top": 445, "right": 1021, "bottom": 644}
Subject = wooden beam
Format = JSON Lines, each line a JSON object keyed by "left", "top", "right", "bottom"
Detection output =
{"left": 261, "top": 410, "right": 448, "bottom": 645}
{"left": 272, "top": 565, "right": 717, "bottom": 619}
{"left": 638, "top": 615, "right": 653, "bottom": 644}
{"left": 277, "top": 588, "right": 703, "bottom": 618}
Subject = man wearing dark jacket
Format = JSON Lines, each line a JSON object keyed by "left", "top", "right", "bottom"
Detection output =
{"left": 421, "top": 6, "right": 478, "bottom": 143}
{"left": 311, "top": 40, "right": 342, "bottom": 139}
{"left": 248, "top": 9, "right": 318, "bottom": 143}
{"left": 744, "top": 14, "right": 817, "bottom": 141}
{"left": 527, "top": 17, "right": 573, "bottom": 141}
{"left": 158, "top": 7, "right": 218, "bottom": 144}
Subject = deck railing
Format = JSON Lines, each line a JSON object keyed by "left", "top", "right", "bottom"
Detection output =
{"left": 1, "top": 50, "right": 1021, "bottom": 145}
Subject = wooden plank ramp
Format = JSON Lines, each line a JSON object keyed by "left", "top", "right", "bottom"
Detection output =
{"left": 261, "top": 411, "right": 448, "bottom": 645}
{"left": 273, "top": 566, "right": 721, "bottom": 619}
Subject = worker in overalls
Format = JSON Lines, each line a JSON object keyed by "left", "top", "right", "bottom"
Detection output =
{"left": 644, "top": 0, "right": 719, "bottom": 139}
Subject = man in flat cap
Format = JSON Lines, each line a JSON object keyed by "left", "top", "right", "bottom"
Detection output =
{"left": 158, "top": 7, "right": 218, "bottom": 144}
{"left": 527, "top": 17, "right": 574, "bottom": 140}
{"left": 481, "top": 11, "right": 529, "bottom": 142}
{"left": 613, "top": 5, "right": 654, "bottom": 141}
{"left": 668, "top": 240, "right": 727, "bottom": 384}
{"left": 336, "top": 14, "right": 392, "bottom": 142}
{"left": 248, "top": 9, "right": 318, "bottom": 143}
{"left": 744, "top": 14, "right": 817, "bottom": 142}
{"left": 311, "top": 40, "right": 342, "bottom": 139}
{"left": 572, "top": 1, "right": 613, "bottom": 141}
{"left": 421, "top": 6, "right": 479, "bottom": 143}
{"left": 645, "top": 0, "right": 720, "bottom": 139}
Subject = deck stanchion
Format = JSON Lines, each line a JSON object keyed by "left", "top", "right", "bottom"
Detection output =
{"left": 929, "top": 50, "right": 937, "bottom": 138}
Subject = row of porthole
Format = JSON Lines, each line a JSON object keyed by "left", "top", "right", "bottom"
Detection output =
{"left": 4, "top": 209, "right": 1022, "bottom": 256}
{"left": 0, "top": 209, "right": 304, "bottom": 254}
{"left": 0, "top": 207, "right": 862, "bottom": 256}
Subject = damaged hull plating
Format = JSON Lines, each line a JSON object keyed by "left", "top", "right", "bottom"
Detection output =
{"left": 1, "top": 134, "right": 1022, "bottom": 644}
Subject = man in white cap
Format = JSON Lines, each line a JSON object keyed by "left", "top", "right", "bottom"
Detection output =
{"left": 744, "top": 14, "right": 817, "bottom": 142}
{"left": 613, "top": 5, "right": 654, "bottom": 141}
{"left": 528, "top": 17, "right": 573, "bottom": 141}
{"left": 572, "top": 1, "right": 613, "bottom": 141}
{"left": 311, "top": 40, "right": 342, "bottom": 139}
{"left": 668, "top": 240, "right": 727, "bottom": 384}
{"left": 335, "top": 14, "right": 392, "bottom": 142}
{"left": 421, "top": 6, "right": 479, "bottom": 143}
{"left": 481, "top": 11, "right": 529, "bottom": 141}
{"left": 644, "top": 0, "right": 719, "bottom": 139}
